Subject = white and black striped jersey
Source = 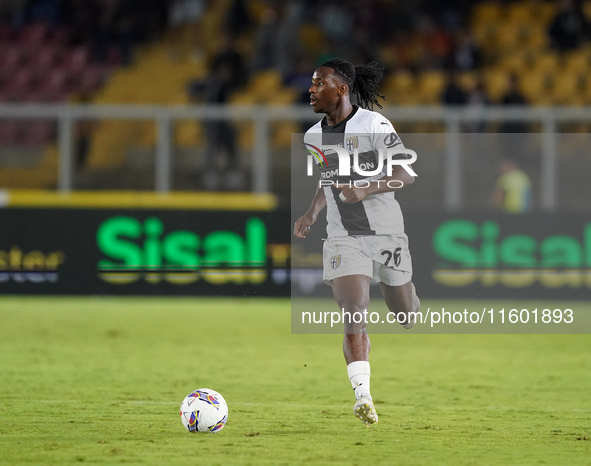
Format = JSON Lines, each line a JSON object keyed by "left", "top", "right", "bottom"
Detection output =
{"left": 304, "top": 105, "right": 408, "bottom": 238}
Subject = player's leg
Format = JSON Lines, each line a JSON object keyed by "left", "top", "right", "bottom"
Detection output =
{"left": 379, "top": 280, "right": 420, "bottom": 329}
{"left": 331, "top": 274, "right": 371, "bottom": 364}
{"left": 331, "top": 274, "right": 378, "bottom": 426}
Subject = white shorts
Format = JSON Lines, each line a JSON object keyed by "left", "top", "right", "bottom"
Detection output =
{"left": 322, "top": 234, "right": 413, "bottom": 286}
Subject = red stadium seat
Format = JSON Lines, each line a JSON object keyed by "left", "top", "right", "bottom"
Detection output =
{"left": 21, "top": 91, "right": 47, "bottom": 103}
{"left": 19, "top": 22, "right": 48, "bottom": 46}
{"left": 0, "top": 89, "right": 21, "bottom": 103}
{"left": 0, "top": 46, "right": 25, "bottom": 74}
{"left": 0, "top": 23, "right": 13, "bottom": 43}
{"left": 45, "top": 89, "right": 72, "bottom": 104}
{"left": 77, "top": 66, "right": 105, "bottom": 93}
{"left": 39, "top": 68, "right": 69, "bottom": 95}
{"left": 28, "top": 46, "right": 59, "bottom": 72}
{"left": 4, "top": 69, "right": 35, "bottom": 99}
{"left": 106, "top": 45, "right": 123, "bottom": 66}
{"left": 60, "top": 46, "right": 90, "bottom": 73}
{"left": 46, "top": 26, "right": 70, "bottom": 47}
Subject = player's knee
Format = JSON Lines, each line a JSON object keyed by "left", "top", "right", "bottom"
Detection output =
{"left": 343, "top": 322, "right": 367, "bottom": 336}
{"left": 343, "top": 312, "right": 367, "bottom": 335}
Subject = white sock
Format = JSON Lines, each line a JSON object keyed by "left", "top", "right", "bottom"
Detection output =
{"left": 347, "top": 361, "right": 371, "bottom": 400}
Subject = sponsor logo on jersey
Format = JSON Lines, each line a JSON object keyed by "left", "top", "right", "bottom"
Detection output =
{"left": 303, "top": 143, "right": 329, "bottom": 166}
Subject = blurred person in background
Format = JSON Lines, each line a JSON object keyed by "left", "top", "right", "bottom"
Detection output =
{"left": 224, "top": 0, "right": 250, "bottom": 37}
{"left": 168, "top": 0, "right": 207, "bottom": 57}
{"left": 417, "top": 15, "right": 453, "bottom": 69}
{"left": 441, "top": 70, "right": 468, "bottom": 105}
{"left": 465, "top": 77, "right": 490, "bottom": 132}
{"left": 65, "top": 0, "right": 101, "bottom": 46}
{"left": 448, "top": 29, "right": 481, "bottom": 71}
{"left": 491, "top": 158, "right": 532, "bottom": 213}
{"left": 188, "top": 35, "right": 246, "bottom": 190}
{"left": 210, "top": 33, "right": 247, "bottom": 90}
{"left": 548, "top": 0, "right": 590, "bottom": 51}
{"left": 500, "top": 74, "right": 528, "bottom": 134}
{"left": 251, "top": 2, "right": 303, "bottom": 78}
{"left": 93, "top": 0, "right": 137, "bottom": 65}
{"left": 284, "top": 56, "right": 316, "bottom": 131}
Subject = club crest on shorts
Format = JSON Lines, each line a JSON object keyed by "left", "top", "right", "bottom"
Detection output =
{"left": 330, "top": 255, "right": 341, "bottom": 269}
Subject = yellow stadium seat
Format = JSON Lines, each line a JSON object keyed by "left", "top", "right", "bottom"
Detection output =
{"left": 227, "top": 93, "right": 256, "bottom": 151}
{"left": 418, "top": 71, "right": 445, "bottom": 101}
{"left": 553, "top": 73, "right": 585, "bottom": 104}
{"left": 459, "top": 72, "right": 477, "bottom": 91}
{"left": 0, "top": 145, "right": 58, "bottom": 188}
{"left": 532, "top": 52, "right": 559, "bottom": 72}
{"left": 498, "top": 52, "right": 528, "bottom": 73}
{"left": 247, "top": 0, "right": 267, "bottom": 22}
{"left": 266, "top": 89, "right": 297, "bottom": 105}
{"left": 582, "top": 77, "right": 591, "bottom": 101}
{"left": 136, "top": 122, "right": 157, "bottom": 148}
{"left": 299, "top": 24, "right": 325, "bottom": 55}
{"left": 86, "top": 121, "right": 136, "bottom": 169}
{"left": 228, "top": 91, "right": 257, "bottom": 105}
{"left": 272, "top": 122, "right": 300, "bottom": 149}
{"left": 555, "top": 93, "right": 585, "bottom": 106}
{"left": 534, "top": 2, "right": 557, "bottom": 25}
{"left": 417, "top": 93, "right": 441, "bottom": 105}
{"left": 472, "top": 23, "right": 499, "bottom": 50}
{"left": 564, "top": 49, "right": 591, "bottom": 73}
{"left": 175, "top": 121, "right": 204, "bottom": 148}
{"left": 250, "top": 70, "right": 283, "bottom": 95}
{"left": 472, "top": 1, "right": 502, "bottom": 24}
{"left": 520, "top": 69, "right": 555, "bottom": 104}
{"left": 523, "top": 25, "right": 547, "bottom": 50}
{"left": 395, "top": 92, "right": 423, "bottom": 106}
{"left": 484, "top": 68, "right": 510, "bottom": 101}
{"left": 236, "top": 124, "right": 254, "bottom": 151}
{"left": 386, "top": 71, "right": 415, "bottom": 93}
{"left": 496, "top": 23, "right": 521, "bottom": 49}
{"left": 382, "top": 71, "right": 419, "bottom": 105}
{"left": 507, "top": 3, "right": 534, "bottom": 24}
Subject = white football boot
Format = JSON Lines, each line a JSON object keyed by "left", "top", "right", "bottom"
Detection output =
{"left": 354, "top": 396, "right": 378, "bottom": 426}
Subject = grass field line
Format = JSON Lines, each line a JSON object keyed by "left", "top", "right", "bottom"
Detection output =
{"left": 35, "top": 400, "right": 591, "bottom": 412}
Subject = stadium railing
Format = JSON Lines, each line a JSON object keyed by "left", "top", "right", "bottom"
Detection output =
{"left": 1, "top": 103, "right": 590, "bottom": 211}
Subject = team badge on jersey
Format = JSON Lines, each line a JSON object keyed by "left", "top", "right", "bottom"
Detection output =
{"left": 346, "top": 136, "right": 359, "bottom": 151}
{"left": 330, "top": 255, "right": 341, "bottom": 269}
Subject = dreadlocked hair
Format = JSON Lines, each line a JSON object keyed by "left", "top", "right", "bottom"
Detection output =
{"left": 321, "top": 58, "right": 385, "bottom": 110}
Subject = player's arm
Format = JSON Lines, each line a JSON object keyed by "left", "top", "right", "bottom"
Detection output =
{"left": 293, "top": 181, "right": 326, "bottom": 238}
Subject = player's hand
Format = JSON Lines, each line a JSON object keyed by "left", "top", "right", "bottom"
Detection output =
{"left": 293, "top": 213, "right": 316, "bottom": 238}
{"left": 337, "top": 183, "right": 368, "bottom": 204}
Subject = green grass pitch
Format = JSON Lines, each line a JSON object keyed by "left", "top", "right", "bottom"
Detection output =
{"left": 0, "top": 297, "right": 590, "bottom": 465}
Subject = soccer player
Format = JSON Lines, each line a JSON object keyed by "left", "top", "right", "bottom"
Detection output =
{"left": 293, "top": 58, "right": 420, "bottom": 426}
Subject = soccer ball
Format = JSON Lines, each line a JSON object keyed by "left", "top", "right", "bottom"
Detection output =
{"left": 179, "top": 388, "right": 228, "bottom": 433}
